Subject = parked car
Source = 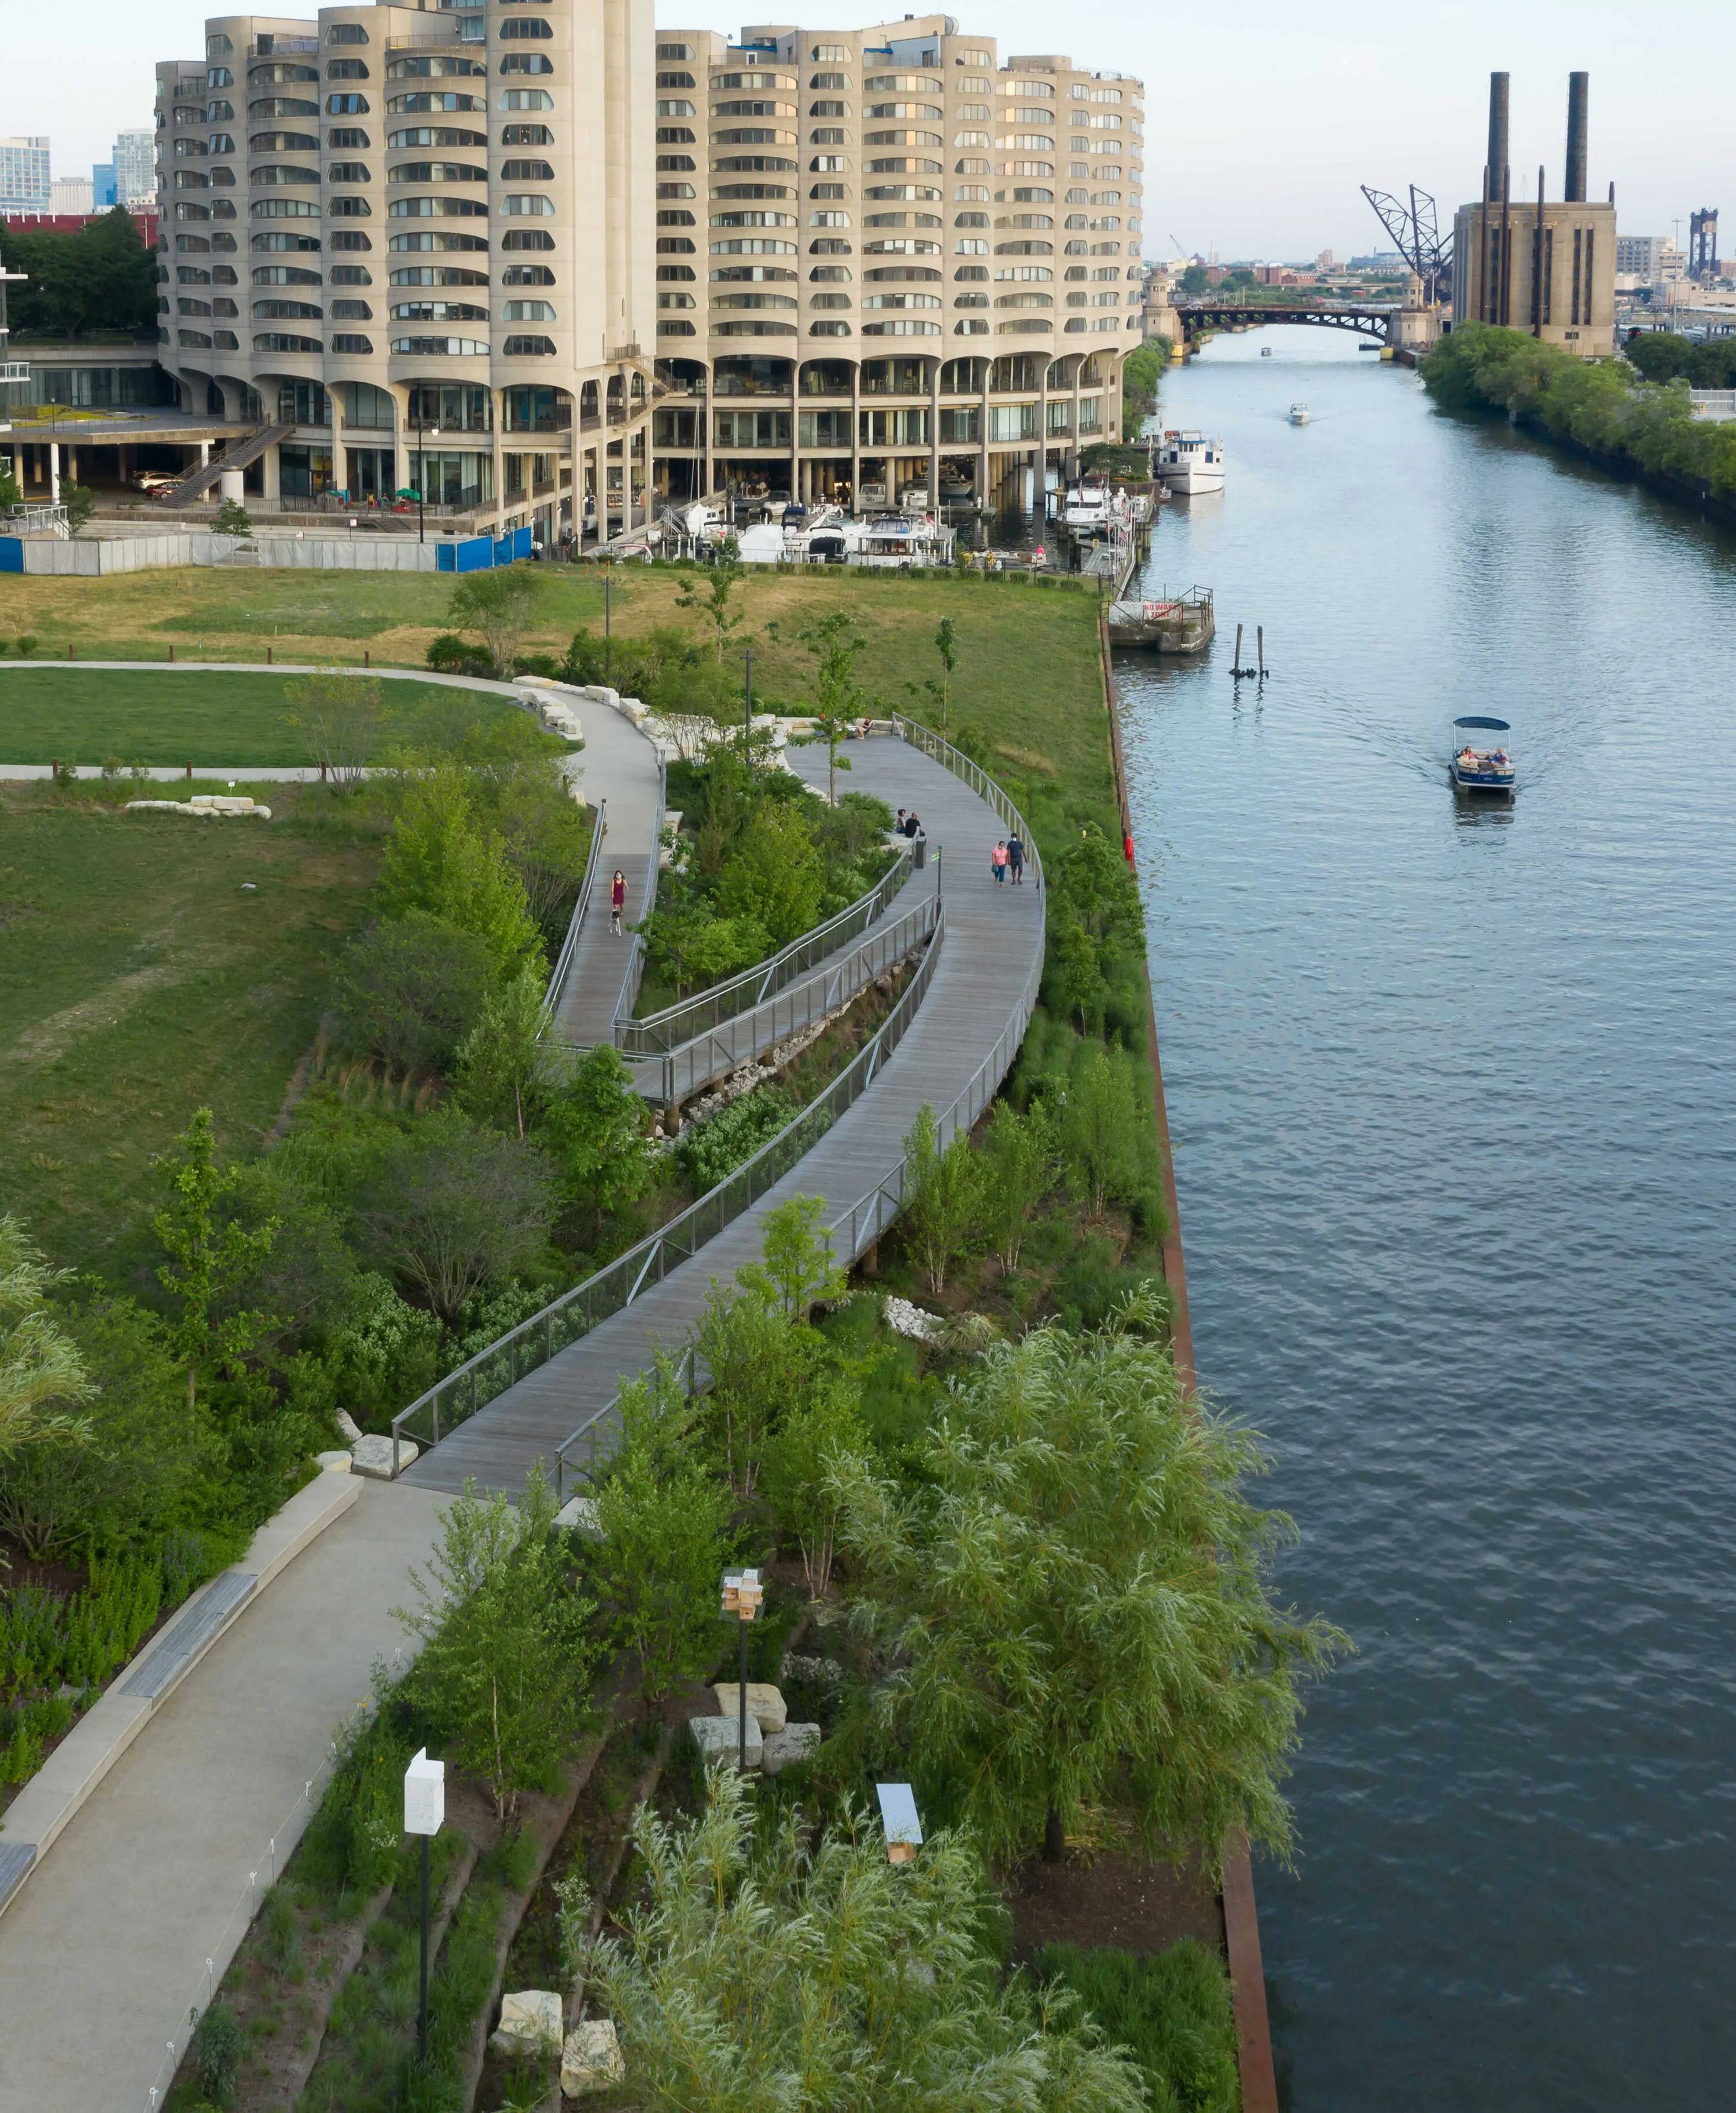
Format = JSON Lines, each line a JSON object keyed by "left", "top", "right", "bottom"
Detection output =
{"left": 131, "top": 471, "right": 178, "bottom": 497}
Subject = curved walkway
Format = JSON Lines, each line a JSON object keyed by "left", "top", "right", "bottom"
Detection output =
{"left": 399, "top": 728, "right": 1042, "bottom": 1498}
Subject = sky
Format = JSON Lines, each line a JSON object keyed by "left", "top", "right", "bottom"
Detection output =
{"left": 6, "top": 0, "right": 1729, "bottom": 257}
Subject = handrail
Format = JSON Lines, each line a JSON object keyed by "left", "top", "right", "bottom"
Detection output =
{"left": 635, "top": 889, "right": 937, "bottom": 1109}
{"left": 392, "top": 899, "right": 944, "bottom": 1473}
{"left": 615, "top": 835, "right": 916, "bottom": 1056}
{"left": 550, "top": 711, "right": 1046, "bottom": 1494}
{"left": 540, "top": 793, "right": 605, "bottom": 1030}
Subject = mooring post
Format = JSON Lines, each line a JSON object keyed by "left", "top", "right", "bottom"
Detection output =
{"left": 1257, "top": 626, "right": 1265, "bottom": 677}
{"left": 1232, "top": 622, "right": 1244, "bottom": 675}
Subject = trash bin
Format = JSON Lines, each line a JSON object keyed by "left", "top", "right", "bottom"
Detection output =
{"left": 913, "top": 836, "right": 926, "bottom": 870}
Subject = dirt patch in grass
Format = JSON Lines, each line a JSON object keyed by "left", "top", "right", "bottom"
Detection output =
{"left": 1007, "top": 1848, "right": 1226, "bottom": 1962}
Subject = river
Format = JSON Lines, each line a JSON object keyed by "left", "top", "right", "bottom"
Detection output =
{"left": 1115, "top": 326, "right": 1736, "bottom": 2110}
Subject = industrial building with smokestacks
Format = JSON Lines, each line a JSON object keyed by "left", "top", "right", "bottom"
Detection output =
{"left": 1452, "top": 71, "right": 1616, "bottom": 355}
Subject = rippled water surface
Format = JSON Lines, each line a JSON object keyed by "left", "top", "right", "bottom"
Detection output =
{"left": 1117, "top": 328, "right": 1736, "bottom": 2111}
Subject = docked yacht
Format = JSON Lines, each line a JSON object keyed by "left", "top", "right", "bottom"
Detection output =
{"left": 1154, "top": 429, "right": 1226, "bottom": 495}
{"left": 1289, "top": 402, "right": 1310, "bottom": 425}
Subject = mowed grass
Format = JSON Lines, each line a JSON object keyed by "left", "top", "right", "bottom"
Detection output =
{"left": 0, "top": 787, "right": 379, "bottom": 1280}
{"left": 0, "top": 668, "right": 527, "bottom": 766}
{"left": 0, "top": 565, "right": 1116, "bottom": 830}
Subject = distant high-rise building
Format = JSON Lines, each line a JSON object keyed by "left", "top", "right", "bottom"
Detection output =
{"left": 1690, "top": 208, "right": 1718, "bottom": 282}
{"left": 1, "top": 136, "right": 52, "bottom": 214}
{"left": 1615, "top": 234, "right": 1668, "bottom": 281}
{"left": 112, "top": 130, "right": 156, "bottom": 208}
{"left": 93, "top": 162, "right": 117, "bottom": 208}
{"left": 50, "top": 175, "right": 94, "bottom": 216}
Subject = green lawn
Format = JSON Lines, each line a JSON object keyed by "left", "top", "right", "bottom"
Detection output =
{"left": 0, "top": 787, "right": 380, "bottom": 1280}
{"left": 0, "top": 668, "right": 525, "bottom": 766}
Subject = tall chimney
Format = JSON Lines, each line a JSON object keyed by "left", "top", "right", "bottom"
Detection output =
{"left": 1565, "top": 71, "right": 1588, "bottom": 202}
{"left": 1487, "top": 72, "right": 1510, "bottom": 200}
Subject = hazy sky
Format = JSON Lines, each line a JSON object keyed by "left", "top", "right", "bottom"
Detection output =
{"left": 7, "top": 0, "right": 1727, "bottom": 256}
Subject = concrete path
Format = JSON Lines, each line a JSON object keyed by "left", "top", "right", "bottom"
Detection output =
{"left": 0, "top": 1480, "right": 448, "bottom": 2113}
{"left": 400, "top": 730, "right": 1042, "bottom": 1499}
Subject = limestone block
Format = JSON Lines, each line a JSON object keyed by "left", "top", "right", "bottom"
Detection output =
{"left": 314, "top": 1450, "right": 352, "bottom": 1473}
{"left": 491, "top": 1988, "right": 563, "bottom": 2059}
{"left": 334, "top": 1409, "right": 363, "bottom": 1443}
{"left": 620, "top": 697, "right": 649, "bottom": 723}
{"left": 882, "top": 1295, "right": 943, "bottom": 1342}
{"left": 350, "top": 1432, "right": 417, "bottom": 1480}
{"left": 712, "top": 1681, "right": 786, "bottom": 1734}
{"left": 562, "top": 2018, "right": 625, "bottom": 2097}
{"left": 554, "top": 1494, "right": 603, "bottom": 1537}
{"left": 690, "top": 1713, "right": 762, "bottom": 1769}
{"left": 760, "top": 1723, "right": 822, "bottom": 1777}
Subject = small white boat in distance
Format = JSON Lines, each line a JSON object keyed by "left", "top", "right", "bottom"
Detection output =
{"left": 1155, "top": 429, "right": 1226, "bottom": 495}
{"left": 1289, "top": 402, "right": 1310, "bottom": 424}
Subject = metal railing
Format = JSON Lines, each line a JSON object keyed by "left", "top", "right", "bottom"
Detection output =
{"left": 391, "top": 900, "right": 943, "bottom": 1472}
{"left": 540, "top": 795, "right": 605, "bottom": 1027}
{"left": 634, "top": 888, "right": 937, "bottom": 1108}
{"left": 616, "top": 837, "right": 915, "bottom": 1056}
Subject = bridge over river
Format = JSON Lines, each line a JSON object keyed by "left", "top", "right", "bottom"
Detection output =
{"left": 1173, "top": 300, "right": 1403, "bottom": 345}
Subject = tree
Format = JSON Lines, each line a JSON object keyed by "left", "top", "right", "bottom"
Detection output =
{"left": 797, "top": 608, "right": 866, "bottom": 803}
{"left": 1178, "top": 262, "right": 1211, "bottom": 296}
{"left": 377, "top": 766, "right": 543, "bottom": 979}
{"left": 288, "top": 669, "right": 383, "bottom": 791}
{"left": 676, "top": 557, "right": 745, "bottom": 664}
{"left": 735, "top": 1192, "right": 847, "bottom": 1320}
{"left": 491, "top": 766, "right": 593, "bottom": 948}
{"left": 357, "top": 1109, "right": 556, "bottom": 1323}
{"left": 980, "top": 1098, "right": 1062, "bottom": 1269}
{"left": 587, "top": 1770, "right": 1148, "bottom": 2113}
{"left": 0, "top": 1214, "right": 94, "bottom": 1462}
{"left": 906, "top": 612, "right": 959, "bottom": 743}
{"left": 454, "top": 961, "right": 549, "bottom": 1139}
{"left": 760, "top": 1377, "right": 865, "bottom": 1603}
{"left": 62, "top": 482, "right": 96, "bottom": 535}
{"left": 899, "top": 1104, "right": 983, "bottom": 1296}
{"left": 692, "top": 1274, "right": 829, "bottom": 1501}
{"left": 594, "top": 1362, "right": 735, "bottom": 1703}
{"left": 333, "top": 908, "right": 496, "bottom": 1074}
{"left": 449, "top": 563, "right": 540, "bottom": 675}
{"left": 541, "top": 1043, "right": 654, "bottom": 1233}
{"left": 714, "top": 800, "right": 823, "bottom": 947}
{"left": 212, "top": 497, "right": 253, "bottom": 540}
{"left": 2, "top": 209, "right": 157, "bottom": 338}
{"left": 153, "top": 1109, "right": 280, "bottom": 1410}
{"left": 833, "top": 1290, "right": 1347, "bottom": 1872}
{"left": 1062, "top": 1045, "right": 1147, "bottom": 1218}
{"left": 398, "top": 1467, "right": 598, "bottom": 1820}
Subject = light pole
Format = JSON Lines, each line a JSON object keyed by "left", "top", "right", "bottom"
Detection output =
{"left": 743, "top": 645, "right": 753, "bottom": 762}
{"left": 413, "top": 412, "right": 442, "bottom": 545}
{"left": 720, "top": 1567, "right": 763, "bottom": 1773}
{"left": 403, "top": 1748, "right": 445, "bottom": 2060}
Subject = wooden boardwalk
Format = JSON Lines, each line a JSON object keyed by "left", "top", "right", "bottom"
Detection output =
{"left": 399, "top": 730, "right": 1041, "bottom": 1497}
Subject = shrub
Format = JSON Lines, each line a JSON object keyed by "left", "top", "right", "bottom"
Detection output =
{"left": 899, "top": 1104, "right": 983, "bottom": 1296}
{"left": 542, "top": 1042, "right": 655, "bottom": 1230}
{"left": 377, "top": 766, "right": 543, "bottom": 982}
{"left": 676, "top": 1085, "right": 794, "bottom": 1192}
{"left": 426, "top": 631, "right": 494, "bottom": 678}
{"left": 1035, "top": 1942, "right": 1240, "bottom": 2113}
{"left": 190, "top": 2001, "right": 243, "bottom": 2105}
{"left": 334, "top": 908, "right": 497, "bottom": 1075}
{"left": 1062, "top": 1045, "right": 1150, "bottom": 1218}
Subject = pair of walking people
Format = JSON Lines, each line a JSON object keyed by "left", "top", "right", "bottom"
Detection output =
{"left": 991, "top": 834, "right": 1025, "bottom": 886}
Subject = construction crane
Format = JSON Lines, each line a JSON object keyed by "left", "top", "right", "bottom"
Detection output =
{"left": 1360, "top": 183, "right": 1452, "bottom": 306}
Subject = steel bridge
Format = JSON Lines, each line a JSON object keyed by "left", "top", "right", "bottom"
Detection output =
{"left": 1173, "top": 302, "right": 1400, "bottom": 344}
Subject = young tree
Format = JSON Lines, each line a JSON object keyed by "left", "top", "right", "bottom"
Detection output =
{"left": 454, "top": 961, "right": 550, "bottom": 1139}
{"left": 980, "top": 1098, "right": 1062, "bottom": 1270}
{"left": 212, "top": 497, "right": 253, "bottom": 541}
{"left": 714, "top": 800, "right": 823, "bottom": 947}
{"left": 676, "top": 557, "right": 745, "bottom": 664}
{"left": 899, "top": 1104, "right": 983, "bottom": 1297}
{"left": 357, "top": 1109, "right": 556, "bottom": 1323}
{"left": 377, "top": 766, "right": 543, "bottom": 980}
{"left": 287, "top": 669, "right": 382, "bottom": 791}
{"left": 541, "top": 1043, "right": 654, "bottom": 1235}
{"left": 796, "top": 609, "right": 866, "bottom": 803}
{"left": 153, "top": 1109, "right": 281, "bottom": 1410}
{"left": 734, "top": 1192, "right": 847, "bottom": 1320}
{"left": 449, "top": 563, "right": 540, "bottom": 676}
{"left": 333, "top": 908, "right": 496, "bottom": 1074}
{"left": 0, "top": 1214, "right": 94, "bottom": 1463}
{"left": 587, "top": 1770, "right": 1147, "bottom": 2113}
{"left": 905, "top": 612, "right": 960, "bottom": 742}
{"left": 759, "top": 1377, "right": 865, "bottom": 1603}
{"left": 692, "top": 1273, "right": 830, "bottom": 1501}
{"left": 62, "top": 482, "right": 97, "bottom": 536}
{"left": 398, "top": 1466, "right": 598, "bottom": 1820}
{"left": 834, "top": 1289, "right": 1347, "bottom": 1872}
{"left": 1062, "top": 1045, "right": 1146, "bottom": 1218}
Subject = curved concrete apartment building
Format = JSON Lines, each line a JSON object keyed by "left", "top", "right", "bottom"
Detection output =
{"left": 152, "top": 4, "right": 1143, "bottom": 535}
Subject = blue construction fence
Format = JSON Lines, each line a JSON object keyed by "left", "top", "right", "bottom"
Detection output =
{"left": 436, "top": 524, "right": 535, "bottom": 572}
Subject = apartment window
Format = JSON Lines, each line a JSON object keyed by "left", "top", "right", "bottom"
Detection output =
{"left": 328, "top": 94, "right": 369, "bottom": 115}
{"left": 499, "top": 16, "right": 553, "bottom": 35}
{"left": 811, "top": 43, "right": 848, "bottom": 61}
{"left": 500, "top": 53, "right": 554, "bottom": 74}
{"left": 327, "top": 23, "right": 368, "bottom": 43}
{"left": 657, "top": 70, "right": 696, "bottom": 89}
{"left": 499, "top": 90, "right": 553, "bottom": 109}
{"left": 328, "top": 128, "right": 369, "bottom": 149}
{"left": 501, "top": 157, "right": 554, "bottom": 179}
{"left": 657, "top": 207, "right": 697, "bottom": 226}
{"left": 502, "top": 193, "right": 554, "bottom": 215}
{"left": 328, "top": 161, "right": 370, "bottom": 182}
{"left": 327, "top": 59, "right": 369, "bottom": 79}
{"left": 810, "top": 210, "right": 849, "bottom": 227}
{"left": 657, "top": 42, "right": 693, "bottom": 60}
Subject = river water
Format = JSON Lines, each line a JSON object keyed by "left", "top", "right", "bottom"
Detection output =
{"left": 1115, "top": 328, "right": 1736, "bottom": 2110}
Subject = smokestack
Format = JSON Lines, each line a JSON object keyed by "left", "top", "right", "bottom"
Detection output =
{"left": 1487, "top": 72, "right": 1510, "bottom": 200}
{"left": 1565, "top": 71, "right": 1588, "bottom": 203}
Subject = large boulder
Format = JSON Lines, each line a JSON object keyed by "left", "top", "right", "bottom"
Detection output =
{"left": 711, "top": 1681, "right": 786, "bottom": 1735}
{"left": 760, "top": 1723, "right": 822, "bottom": 1777}
{"left": 690, "top": 1713, "right": 763, "bottom": 1770}
{"left": 492, "top": 1989, "right": 562, "bottom": 2060}
{"left": 562, "top": 2019, "right": 625, "bottom": 2098}
{"left": 350, "top": 1432, "right": 417, "bottom": 1480}
{"left": 334, "top": 1409, "right": 363, "bottom": 1443}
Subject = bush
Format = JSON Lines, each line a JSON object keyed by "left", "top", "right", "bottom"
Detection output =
{"left": 676, "top": 1085, "right": 795, "bottom": 1192}
{"left": 426, "top": 630, "right": 495, "bottom": 678}
{"left": 190, "top": 2001, "right": 243, "bottom": 2105}
{"left": 333, "top": 908, "right": 498, "bottom": 1075}
{"left": 1034, "top": 1942, "right": 1240, "bottom": 2113}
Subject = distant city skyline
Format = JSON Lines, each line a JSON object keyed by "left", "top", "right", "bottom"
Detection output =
{"left": 2, "top": 0, "right": 1732, "bottom": 255}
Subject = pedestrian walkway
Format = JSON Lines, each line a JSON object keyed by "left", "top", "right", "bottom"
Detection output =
{"left": 399, "top": 728, "right": 1042, "bottom": 1498}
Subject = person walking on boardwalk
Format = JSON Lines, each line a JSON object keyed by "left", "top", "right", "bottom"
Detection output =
{"left": 1006, "top": 830, "right": 1025, "bottom": 885}
{"left": 610, "top": 868, "right": 627, "bottom": 936}
{"left": 991, "top": 839, "right": 1009, "bottom": 885}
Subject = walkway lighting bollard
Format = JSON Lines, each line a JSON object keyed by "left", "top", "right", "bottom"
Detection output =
{"left": 720, "top": 1568, "right": 763, "bottom": 1773}
{"left": 876, "top": 1783, "right": 923, "bottom": 1865}
{"left": 404, "top": 1748, "right": 445, "bottom": 2061}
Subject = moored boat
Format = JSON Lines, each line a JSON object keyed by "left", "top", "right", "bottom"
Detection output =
{"left": 1154, "top": 429, "right": 1226, "bottom": 494}
{"left": 1289, "top": 402, "right": 1310, "bottom": 424}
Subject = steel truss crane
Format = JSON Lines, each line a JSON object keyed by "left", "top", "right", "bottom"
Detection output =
{"left": 1360, "top": 183, "right": 1453, "bottom": 307}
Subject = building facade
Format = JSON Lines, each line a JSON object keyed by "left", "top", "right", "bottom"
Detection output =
{"left": 1, "top": 138, "right": 53, "bottom": 215}
{"left": 150, "top": 4, "right": 1142, "bottom": 531}
{"left": 113, "top": 130, "right": 160, "bottom": 208}
{"left": 1451, "top": 195, "right": 1616, "bottom": 355}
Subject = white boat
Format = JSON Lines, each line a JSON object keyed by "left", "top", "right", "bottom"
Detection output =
{"left": 1260, "top": 346, "right": 1272, "bottom": 357}
{"left": 1154, "top": 429, "right": 1226, "bottom": 495}
{"left": 1061, "top": 475, "right": 1111, "bottom": 531}
{"left": 1289, "top": 402, "right": 1310, "bottom": 425}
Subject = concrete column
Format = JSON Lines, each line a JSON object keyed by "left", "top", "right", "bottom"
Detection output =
{"left": 66, "top": 447, "right": 78, "bottom": 489}
{"left": 260, "top": 442, "right": 280, "bottom": 506}
{"left": 491, "top": 389, "right": 505, "bottom": 535}
{"left": 1071, "top": 359, "right": 1083, "bottom": 482}
{"left": 199, "top": 439, "right": 209, "bottom": 468}
{"left": 49, "top": 443, "right": 60, "bottom": 505}
{"left": 977, "top": 359, "right": 991, "bottom": 502}
{"left": 849, "top": 359, "right": 861, "bottom": 506}
{"left": 928, "top": 357, "right": 940, "bottom": 509}
{"left": 1038, "top": 359, "right": 1050, "bottom": 501}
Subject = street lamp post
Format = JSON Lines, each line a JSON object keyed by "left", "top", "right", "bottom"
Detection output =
{"left": 403, "top": 1748, "right": 445, "bottom": 2061}
{"left": 720, "top": 1567, "right": 763, "bottom": 1773}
